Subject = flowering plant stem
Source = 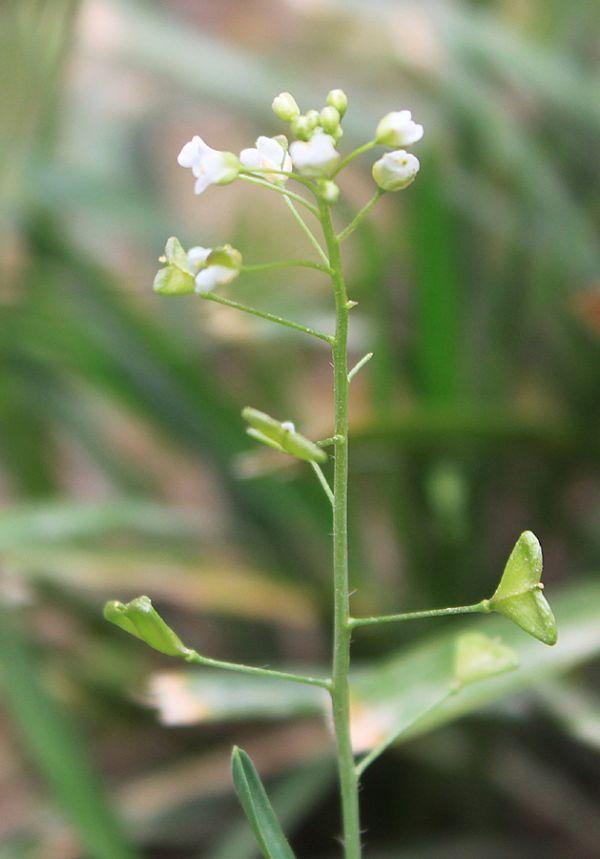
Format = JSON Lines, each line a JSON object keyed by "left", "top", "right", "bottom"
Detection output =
{"left": 319, "top": 197, "right": 363, "bottom": 859}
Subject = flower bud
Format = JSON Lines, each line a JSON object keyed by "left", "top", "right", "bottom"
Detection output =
{"left": 326, "top": 89, "right": 348, "bottom": 118}
{"left": 320, "top": 106, "right": 341, "bottom": 134}
{"left": 242, "top": 407, "right": 327, "bottom": 463}
{"left": 104, "top": 596, "right": 190, "bottom": 657}
{"left": 272, "top": 91, "right": 300, "bottom": 121}
{"left": 375, "top": 110, "right": 424, "bottom": 147}
{"left": 304, "top": 109, "right": 321, "bottom": 130}
{"left": 290, "top": 115, "right": 313, "bottom": 141}
{"left": 317, "top": 179, "right": 340, "bottom": 204}
{"left": 372, "top": 150, "right": 420, "bottom": 191}
{"left": 488, "top": 531, "right": 557, "bottom": 645}
{"left": 454, "top": 632, "right": 519, "bottom": 689}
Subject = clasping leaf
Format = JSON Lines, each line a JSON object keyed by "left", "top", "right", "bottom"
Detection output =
{"left": 488, "top": 531, "right": 557, "bottom": 646}
{"left": 231, "top": 746, "right": 297, "bottom": 859}
{"left": 104, "top": 596, "right": 191, "bottom": 657}
{"left": 242, "top": 407, "right": 327, "bottom": 464}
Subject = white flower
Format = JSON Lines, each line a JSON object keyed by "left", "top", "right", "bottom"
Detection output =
{"left": 239, "top": 136, "right": 292, "bottom": 184}
{"left": 272, "top": 92, "right": 300, "bottom": 121}
{"left": 177, "top": 136, "right": 240, "bottom": 194}
{"left": 289, "top": 132, "right": 340, "bottom": 177}
{"left": 375, "top": 111, "right": 424, "bottom": 147}
{"left": 188, "top": 244, "right": 242, "bottom": 294}
{"left": 187, "top": 246, "right": 211, "bottom": 271}
{"left": 372, "top": 150, "right": 420, "bottom": 191}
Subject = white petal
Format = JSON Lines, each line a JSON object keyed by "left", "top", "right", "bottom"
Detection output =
{"left": 177, "top": 136, "right": 202, "bottom": 168}
{"left": 187, "top": 246, "right": 211, "bottom": 270}
{"left": 240, "top": 147, "right": 261, "bottom": 170}
{"left": 194, "top": 265, "right": 236, "bottom": 294}
{"left": 256, "top": 136, "right": 285, "bottom": 166}
{"left": 194, "top": 174, "right": 211, "bottom": 195}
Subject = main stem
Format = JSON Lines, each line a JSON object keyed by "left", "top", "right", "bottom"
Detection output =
{"left": 320, "top": 199, "right": 362, "bottom": 858}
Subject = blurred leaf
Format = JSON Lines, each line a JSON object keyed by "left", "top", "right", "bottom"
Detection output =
{"left": 146, "top": 671, "right": 325, "bottom": 726}
{"left": 0, "top": 606, "right": 139, "bottom": 859}
{"left": 231, "top": 746, "right": 296, "bottom": 859}
{"left": 536, "top": 679, "right": 600, "bottom": 751}
{"left": 7, "top": 545, "right": 318, "bottom": 629}
{"left": 351, "top": 580, "right": 600, "bottom": 751}
{"left": 0, "top": 500, "right": 205, "bottom": 551}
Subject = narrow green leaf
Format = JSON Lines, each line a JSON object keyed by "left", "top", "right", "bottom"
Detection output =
{"left": 231, "top": 747, "right": 297, "bottom": 859}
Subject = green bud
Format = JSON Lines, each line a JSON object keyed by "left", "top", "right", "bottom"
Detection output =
{"left": 317, "top": 179, "right": 340, "bottom": 204}
{"left": 242, "top": 407, "right": 326, "bottom": 463}
{"left": 290, "top": 115, "right": 312, "bottom": 141}
{"left": 326, "top": 89, "right": 348, "bottom": 117}
{"left": 454, "top": 632, "right": 519, "bottom": 688}
{"left": 320, "top": 106, "right": 340, "bottom": 135}
{"left": 272, "top": 91, "right": 300, "bottom": 122}
{"left": 331, "top": 125, "right": 344, "bottom": 143}
{"left": 104, "top": 596, "right": 190, "bottom": 657}
{"left": 304, "top": 109, "right": 321, "bottom": 130}
{"left": 488, "top": 531, "right": 557, "bottom": 646}
{"left": 153, "top": 236, "right": 195, "bottom": 295}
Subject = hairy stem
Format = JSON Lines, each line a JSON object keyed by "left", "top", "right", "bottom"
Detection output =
{"left": 320, "top": 198, "right": 362, "bottom": 859}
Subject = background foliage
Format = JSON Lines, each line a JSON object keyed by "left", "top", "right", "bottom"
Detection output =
{"left": 0, "top": 1, "right": 598, "bottom": 856}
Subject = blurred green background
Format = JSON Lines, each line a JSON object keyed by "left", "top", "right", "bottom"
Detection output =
{"left": 1, "top": 1, "right": 599, "bottom": 857}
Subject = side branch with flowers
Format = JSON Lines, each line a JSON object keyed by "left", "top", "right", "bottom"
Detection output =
{"left": 104, "top": 89, "right": 557, "bottom": 859}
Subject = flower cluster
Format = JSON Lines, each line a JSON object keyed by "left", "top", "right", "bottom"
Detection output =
{"left": 157, "top": 88, "right": 425, "bottom": 297}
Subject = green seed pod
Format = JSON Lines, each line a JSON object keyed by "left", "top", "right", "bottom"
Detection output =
{"left": 488, "top": 531, "right": 557, "bottom": 646}
{"left": 242, "top": 407, "right": 326, "bottom": 463}
{"left": 104, "top": 596, "right": 190, "bottom": 657}
{"left": 454, "top": 632, "right": 519, "bottom": 688}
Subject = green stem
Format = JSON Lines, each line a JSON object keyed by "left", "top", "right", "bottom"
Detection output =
{"left": 355, "top": 689, "right": 455, "bottom": 778}
{"left": 310, "top": 461, "right": 335, "bottom": 507}
{"left": 320, "top": 198, "right": 362, "bottom": 859}
{"left": 349, "top": 600, "right": 490, "bottom": 629}
{"left": 240, "top": 173, "right": 318, "bottom": 216}
{"left": 201, "top": 293, "right": 334, "bottom": 345}
{"left": 337, "top": 191, "right": 384, "bottom": 243}
{"left": 185, "top": 650, "right": 331, "bottom": 690}
{"left": 242, "top": 259, "right": 331, "bottom": 275}
{"left": 284, "top": 196, "right": 330, "bottom": 266}
{"left": 332, "top": 140, "right": 376, "bottom": 177}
